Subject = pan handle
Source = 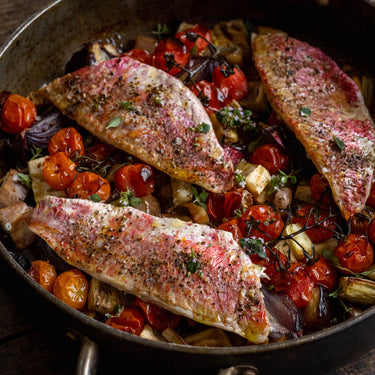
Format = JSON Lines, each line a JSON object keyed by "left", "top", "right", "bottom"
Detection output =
{"left": 218, "top": 365, "right": 259, "bottom": 375}
{"left": 75, "top": 335, "right": 99, "bottom": 375}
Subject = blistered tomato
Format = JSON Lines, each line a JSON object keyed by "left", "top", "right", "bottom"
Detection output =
{"left": 28, "top": 260, "right": 57, "bottom": 292}
{"left": 48, "top": 127, "right": 84, "bottom": 157}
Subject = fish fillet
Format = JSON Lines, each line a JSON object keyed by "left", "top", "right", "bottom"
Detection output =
{"left": 253, "top": 33, "right": 375, "bottom": 220}
{"left": 28, "top": 196, "right": 270, "bottom": 344}
{"left": 39, "top": 56, "right": 234, "bottom": 193}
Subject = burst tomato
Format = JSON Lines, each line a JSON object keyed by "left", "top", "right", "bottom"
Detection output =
{"left": 334, "top": 233, "right": 374, "bottom": 274}
{"left": 239, "top": 205, "right": 284, "bottom": 241}
{"left": 67, "top": 171, "right": 111, "bottom": 201}
{"left": 249, "top": 144, "right": 290, "bottom": 176}
{"left": 212, "top": 65, "right": 248, "bottom": 101}
{"left": 28, "top": 260, "right": 57, "bottom": 292}
{"left": 0, "top": 94, "right": 37, "bottom": 134}
{"left": 114, "top": 164, "right": 154, "bottom": 197}
{"left": 105, "top": 307, "right": 145, "bottom": 335}
{"left": 175, "top": 24, "right": 212, "bottom": 54}
{"left": 292, "top": 205, "right": 337, "bottom": 243}
{"left": 152, "top": 38, "right": 189, "bottom": 75}
{"left": 307, "top": 257, "right": 338, "bottom": 290}
{"left": 42, "top": 152, "right": 77, "bottom": 190}
{"left": 48, "top": 127, "right": 84, "bottom": 157}
{"left": 216, "top": 219, "right": 243, "bottom": 242}
{"left": 53, "top": 269, "right": 89, "bottom": 310}
{"left": 123, "top": 48, "right": 152, "bottom": 64}
{"left": 310, "top": 173, "right": 332, "bottom": 206}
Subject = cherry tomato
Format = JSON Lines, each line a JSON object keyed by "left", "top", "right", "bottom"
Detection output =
{"left": 216, "top": 219, "right": 243, "bottom": 242}
{"left": 334, "top": 233, "right": 374, "bottom": 274}
{"left": 153, "top": 38, "right": 189, "bottom": 75}
{"left": 239, "top": 205, "right": 284, "bottom": 241}
{"left": 366, "top": 179, "right": 375, "bottom": 208}
{"left": 292, "top": 205, "right": 337, "bottom": 243}
{"left": 274, "top": 262, "right": 314, "bottom": 308}
{"left": 249, "top": 144, "right": 290, "bottom": 176}
{"left": 114, "top": 164, "right": 154, "bottom": 197}
{"left": 123, "top": 48, "right": 152, "bottom": 65}
{"left": 175, "top": 24, "right": 212, "bottom": 54}
{"left": 105, "top": 307, "right": 145, "bottom": 335}
{"left": 0, "top": 94, "right": 37, "bottom": 134}
{"left": 28, "top": 260, "right": 57, "bottom": 292}
{"left": 307, "top": 257, "right": 338, "bottom": 290}
{"left": 88, "top": 142, "right": 116, "bottom": 161}
{"left": 212, "top": 65, "right": 249, "bottom": 101}
{"left": 53, "top": 269, "right": 89, "bottom": 310}
{"left": 42, "top": 151, "right": 77, "bottom": 190}
{"left": 310, "top": 173, "right": 332, "bottom": 206}
{"left": 367, "top": 219, "right": 375, "bottom": 245}
{"left": 67, "top": 171, "right": 111, "bottom": 201}
{"left": 48, "top": 127, "right": 84, "bottom": 157}
{"left": 190, "top": 80, "right": 229, "bottom": 115}
{"left": 134, "top": 298, "right": 180, "bottom": 332}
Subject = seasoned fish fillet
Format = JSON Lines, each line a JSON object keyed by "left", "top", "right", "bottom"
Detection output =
{"left": 28, "top": 196, "right": 270, "bottom": 344}
{"left": 39, "top": 56, "right": 234, "bottom": 193}
{"left": 253, "top": 33, "right": 375, "bottom": 220}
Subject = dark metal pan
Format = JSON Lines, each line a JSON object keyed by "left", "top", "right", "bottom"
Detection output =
{"left": 1, "top": 0, "right": 375, "bottom": 374}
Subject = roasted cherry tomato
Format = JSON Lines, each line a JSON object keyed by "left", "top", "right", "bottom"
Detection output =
{"left": 28, "top": 260, "right": 57, "bottom": 292}
{"left": 334, "top": 233, "right": 374, "bottom": 274}
{"left": 153, "top": 38, "right": 189, "bottom": 75}
{"left": 249, "top": 144, "right": 291, "bottom": 176}
{"left": 274, "top": 262, "right": 314, "bottom": 308}
{"left": 366, "top": 179, "right": 375, "bottom": 208}
{"left": 42, "top": 151, "right": 77, "bottom": 190}
{"left": 191, "top": 80, "right": 229, "bottom": 115}
{"left": 310, "top": 173, "right": 332, "bottom": 206}
{"left": 67, "top": 171, "right": 111, "bottom": 201}
{"left": 292, "top": 205, "right": 337, "bottom": 243}
{"left": 0, "top": 94, "right": 37, "bottom": 134}
{"left": 367, "top": 219, "right": 375, "bottom": 245}
{"left": 134, "top": 298, "right": 180, "bottom": 332}
{"left": 239, "top": 205, "right": 284, "bottom": 241}
{"left": 212, "top": 65, "right": 249, "bottom": 101}
{"left": 114, "top": 164, "right": 154, "bottom": 197}
{"left": 216, "top": 219, "right": 243, "bottom": 242}
{"left": 48, "top": 127, "right": 84, "bottom": 157}
{"left": 105, "top": 307, "right": 145, "bottom": 335}
{"left": 123, "top": 48, "right": 153, "bottom": 65}
{"left": 53, "top": 269, "right": 89, "bottom": 310}
{"left": 307, "top": 257, "right": 338, "bottom": 290}
{"left": 175, "top": 24, "right": 212, "bottom": 54}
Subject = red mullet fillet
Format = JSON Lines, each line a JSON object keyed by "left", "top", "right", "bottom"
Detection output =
{"left": 253, "top": 33, "right": 375, "bottom": 220}
{"left": 39, "top": 56, "right": 234, "bottom": 193}
{"left": 28, "top": 196, "right": 270, "bottom": 343}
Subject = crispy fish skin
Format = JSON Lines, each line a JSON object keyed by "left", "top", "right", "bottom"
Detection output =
{"left": 28, "top": 196, "right": 270, "bottom": 344}
{"left": 39, "top": 56, "right": 234, "bottom": 193}
{"left": 253, "top": 33, "right": 375, "bottom": 220}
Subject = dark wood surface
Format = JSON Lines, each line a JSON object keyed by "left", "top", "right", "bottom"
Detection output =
{"left": 0, "top": 1, "right": 375, "bottom": 374}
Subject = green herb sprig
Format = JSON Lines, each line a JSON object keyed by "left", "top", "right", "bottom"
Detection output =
{"left": 191, "top": 185, "right": 209, "bottom": 210}
{"left": 119, "top": 189, "right": 142, "bottom": 208}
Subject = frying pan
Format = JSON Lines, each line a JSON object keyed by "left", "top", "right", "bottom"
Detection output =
{"left": 1, "top": 0, "right": 375, "bottom": 374}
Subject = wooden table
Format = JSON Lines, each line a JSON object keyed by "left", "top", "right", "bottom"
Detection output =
{"left": 0, "top": 1, "right": 375, "bottom": 374}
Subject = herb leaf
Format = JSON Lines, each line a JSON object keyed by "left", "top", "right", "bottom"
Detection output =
{"left": 30, "top": 145, "right": 43, "bottom": 160}
{"left": 151, "top": 23, "right": 170, "bottom": 40}
{"left": 187, "top": 248, "right": 200, "bottom": 274}
{"left": 333, "top": 136, "right": 345, "bottom": 150}
{"left": 240, "top": 237, "right": 266, "bottom": 258}
{"left": 216, "top": 107, "right": 257, "bottom": 133}
{"left": 268, "top": 169, "right": 299, "bottom": 195}
{"left": 106, "top": 117, "right": 122, "bottom": 129}
{"left": 119, "top": 189, "right": 142, "bottom": 208}
{"left": 300, "top": 107, "right": 312, "bottom": 117}
{"left": 191, "top": 185, "right": 208, "bottom": 210}
{"left": 90, "top": 193, "right": 102, "bottom": 202}
{"left": 119, "top": 101, "right": 136, "bottom": 111}
{"left": 17, "top": 173, "right": 31, "bottom": 188}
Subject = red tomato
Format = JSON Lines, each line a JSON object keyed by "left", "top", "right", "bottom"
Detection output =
{"left": 366, "top": 179, "right": 375, "bottom": 208}
{"left": 105, "top": 307, "right": 145, "bottom": 335}
{"left": 334, "top": 233, "right": 374, "bottom": 274}
{"left": 310, "top": 173, "right": 332, "bottom": 206}
{"left": 48, "top": 127, "right": 84, "bottom": 157}
{"left": 292, "top": 205, "right": 337, "bottom": 243}
{"left": 239, "top": 205, "right": 284, "bottom": 241}
{"left": 212, "top": 65, "right": 249, "bottom": 101}
{"left": 216, "top": 219, "right": 243, "bottom": 242}
{"left": 88, "top": 142, "right": 116, "bottom": 161}
{"left": 67, "top": 171, "right": 111, "bottom": 201}
{"left": 175, "top": 24, "right": 212, "bottom": 54}
{"left": 42, "top": 152, "right": 77, "bottom": 190}
{"left": 153, "top": 38, "right": 189, "bottom": 75}
{"left": 114, "top": 164, "right": 154, "bottom": 197}
{"left": 274, "top": 262, "right": 314, "bottom": 308}
{"left": 222, "top": 144, "right": 244, "bottom": 167}
{"left": 123, "top": 49, "right": 152, "bottom": 65}
{"left": 307, "top": 257, "right": 338, "bottom": 290}
{"left": 0, "top": 94, "right": 37, "bottom": 134}
{"left": 368, "top": 219, "right": 375, "bottom": 245}
{"left": 249, "top": 144, "right": 290, "bottom": 176}
{"left": 134, "top": 298, "right": 180, "bottom": 332}
{"left": 28, "top": 260, "right": 57, "bottom": 292}
{"left": 190, "top": 80, "right": 229, "bottom": 115}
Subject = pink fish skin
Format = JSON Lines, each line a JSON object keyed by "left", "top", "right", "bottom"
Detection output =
{"left": 39, "top": 56, "right": 234, "bottom": 193}
{"left": 28, "top": 196, "right": 270, "bottom": 344}
{"left": 253, "top": 33, "right": 375, "bottom": 220}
